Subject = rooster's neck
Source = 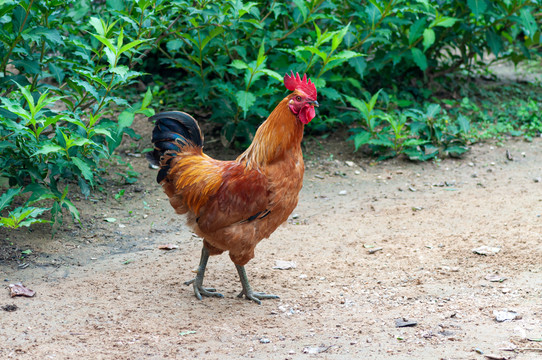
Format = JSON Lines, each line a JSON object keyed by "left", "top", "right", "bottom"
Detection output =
{"left": 238, "top": 98, "right": 304, "bottom": 167}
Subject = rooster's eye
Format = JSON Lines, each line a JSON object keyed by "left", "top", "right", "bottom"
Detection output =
{"left": 295, "top": 96, "right": 302, "bottom": 102}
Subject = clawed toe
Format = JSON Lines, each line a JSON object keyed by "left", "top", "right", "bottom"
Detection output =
{"left": 185, "top": 278, "right": 223, "bottom": 300}
{"left": 237, "top": 289, "right": 279, "bottom": 305}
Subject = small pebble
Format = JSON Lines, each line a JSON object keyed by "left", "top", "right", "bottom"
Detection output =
{"left": 259, "top": 338, "right": 270, "bottom": 344}
{"left": 339, "top": 190, "right": 347, "bottom": 195}
{"left": 494, "top": 310, "right": 520, "bottom": 322}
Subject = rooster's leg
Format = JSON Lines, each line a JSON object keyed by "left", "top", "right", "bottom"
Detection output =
{"left": 235, "top": 264, "right": 279, "bottom": 305}
{"left": 184, "top": 246, "right": 223, "bottom": 300}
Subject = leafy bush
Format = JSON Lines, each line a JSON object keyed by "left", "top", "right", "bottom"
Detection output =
{"left": 347, "top": 92, "right": 471, "bottom": 160}
{"left": 1, "top": 0, "right": 541, "bottom": 231}
{"left": 0, "top": 0, "right": 153, "bottom": 229}
{"left": 147, "top": 0, "right": 541, "bottom": 144}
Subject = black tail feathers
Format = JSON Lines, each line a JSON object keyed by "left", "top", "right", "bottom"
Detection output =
{"left": 147, "top": 111, "right": 203, "bottom": 183}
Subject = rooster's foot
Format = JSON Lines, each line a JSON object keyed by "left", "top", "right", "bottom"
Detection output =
{"left": 184, "top": 278, "right": 223, "bottom": 300}
{"left": 237, "top": 289, "right": 279, "bottom": 305}
{"left": 185, "top": 246, "right": 223, "bottom": 300}
{"left": 235, "top": 264, "right": 279, "bottom": 305}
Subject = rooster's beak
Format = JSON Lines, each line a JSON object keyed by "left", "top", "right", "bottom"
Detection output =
{"left": 308, "top": 100, "right": 319, "bottom": 107}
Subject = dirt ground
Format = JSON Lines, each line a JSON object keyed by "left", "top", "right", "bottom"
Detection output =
{"left": 1, "top": 115, "right": 542, "bottom": 359}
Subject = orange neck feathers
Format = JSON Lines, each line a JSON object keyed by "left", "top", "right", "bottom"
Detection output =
{"left": 238, "top": 96, "right": 304, "bottom": 168}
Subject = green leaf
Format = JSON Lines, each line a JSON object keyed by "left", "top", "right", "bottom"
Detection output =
{"left": 434, "top": 17, "right": 458, "bottom": 28}
{"left": 426, "top": 104, "right": 441, "bottom": 118}
{"left": 92, "top": 34, "right": 116, "bottom": 54}
{"left": 328, "top": 50, "right": 363, "bottom": 62}
{"left": 368, "top": 90, "right": 382, "bottom": 111}
{"left": 486, "top": 30, "right": 502, "bottom": 56}
{"left": 345, "top": 95, "right": 368, "bottom": 115}
{"left": 119, "top": 39, "right": 146, "bottom": 55}
{"left": 118, "top": 110, "right": 135, "bottom": 128}
{"left": 33, "top": 143, "right": 63, "bottom": 156}
{"left": 298, "top": 46, "right": 327, "bottom": 61}
{"left": 257, "top": 39, "right": 266, "bottom": 67}
{"left": 49, "top": 63, "right": 65, "bottom": 83}
{"left": 91, "top": 127, "right": 113, "bottom": 139}
{"left": 110, "top": 65, "right": 129, "bottom": 78}
{"left": 423, "top": 28, "right": 435, "bottom": 52}
{"left": 1, "top": 97, "right": 31, "bottom": 120}
{"left": 457, "top": 114, "right": 470, "bottom": 134}
{"left": 166, "top": 39, "right": 184, "bottom": 52}
{"left": 141, "top": 87, "right": 153, "bottom": 109}
{"left": 30, "top": 27, "right": 64, "bottom": 45}
{"left": 402, "top": 139, "right": 428, "bottom": 147}
{"left": 353, "top": 131, "right": 371, "bottom": 151}
{"left": 17, "top": 218, "right": 51, "bottom": 228}
{"left": 319, "top": 88, "right": 342, "bottom": 101}
{"left": 12, "top": 59, "right": 41, "bottom": 75}
{"left": 0, "top": 188, "right": 21, "bottom": 211}
{"left": 104, "top": 47, "right": 117, "bottom": 67}
{"left": 445, "top": 145, "right": 469, "bottom": 156}
{"left": 292, "top": 0, "right": 307, "bottom": 21}
{"left": 349, "top": 57, "right": 367, "bottom": 79}
{"left": 411, "top": 48, "right": 428, "bottom": 71}
{"left": 518, "top": 8, "right": 537, "bottom": 37}
{"left": 366, "top": 3, "right": 381, "bottom": 29}
{"left": 230, "top": 60, "right": 248, "bottom": 70}
{"left": 369, "top": 137, "right": 394, "bottom": 148}
{"left": 201, "top": 27, "right": 224, "bottom": 50}
{"left": 14, "top": 82, "right": 35, "bottom": 115}
{"left": 70, "top": 78, "right": 100, "bottom": 101}
{"left": 331, "top": 23, "right": 350, "bottom": 52}
{"left": 260, "top": 69, "right": 282, "bottom": 82}
{"left": 62, "top": 198, "right": 80, "bottom": 222}
{"left": 89, "top": 17, "right": 105, "bottom": 36}
{"left": 235, "top": 90, "right": 256, "bottom": 116}
{"left": 409, "top": 18, "right": 426, "bottom": 45}
{"left": 467, "top": 0, "right": 488, "bottom": 18}
{"left": 10, "top": 207, "right": 49, "bottom": 222}
{"left": 70, "top": 137, "right": 94, "bottom": 148}
{"left": 72, "top": 157, "right": 94, "bottom": 183}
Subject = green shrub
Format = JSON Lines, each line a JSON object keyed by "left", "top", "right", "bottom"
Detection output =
{"left": 0, "top": 0, "right": 154, "bottom": 229}
{"left": 1, "top": 0, "right": 540, "bottom": 231}
{"left": 149, "top": 0, "right": 541, "bottom": 142}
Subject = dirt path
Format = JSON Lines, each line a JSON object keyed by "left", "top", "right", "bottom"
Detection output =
{"left": 1, "top": 136, "right": 541, "bottom": 359}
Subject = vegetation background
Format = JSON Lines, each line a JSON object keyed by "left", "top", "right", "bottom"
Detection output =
{"left": 1, "top": 0, "right": 541, "bottom": 232}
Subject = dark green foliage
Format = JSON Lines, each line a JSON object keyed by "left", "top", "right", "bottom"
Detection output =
{"left": 1, "top": 0, "right": 541, "bottom": 231}
{"left": 144, "top": 0, "right": 541, "bottom": 142}
{"left": 0, "top": 0, "right": 154, "bottom": 229}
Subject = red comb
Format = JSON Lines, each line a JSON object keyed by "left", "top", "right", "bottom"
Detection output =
{"left": 284, "top": 71, "right": 317, "bottom": 100}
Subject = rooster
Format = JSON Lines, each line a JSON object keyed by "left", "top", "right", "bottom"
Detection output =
{"left": 147, "top": 72, "right": 318, "bottom": 304}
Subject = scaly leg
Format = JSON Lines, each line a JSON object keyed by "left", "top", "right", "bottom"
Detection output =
{"left": 236, "top": 264, "right": 279, "bottom": 305}
{"left": 184, "top": 246, "right": 223, "bottom": 300}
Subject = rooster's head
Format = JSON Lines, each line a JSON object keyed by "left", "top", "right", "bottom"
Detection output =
{"left": 284, "top": 71, "right": 318, "bottom": 124}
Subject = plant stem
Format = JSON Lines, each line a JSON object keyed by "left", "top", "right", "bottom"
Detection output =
{"left": 0, "top": 0, "right": 35, "bottom": 75}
